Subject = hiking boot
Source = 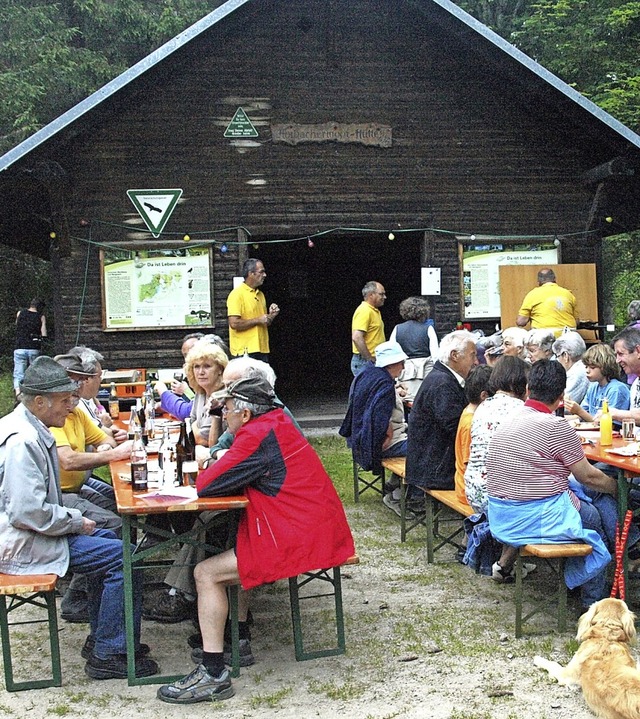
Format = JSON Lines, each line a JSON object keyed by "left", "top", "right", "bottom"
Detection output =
{"left": 491, "top": 561, "right": 537, "bottom": 584}
{"left": 157, "top": 665, "right": 235, "bottom": 704}
{"left": 382, "top": 493, "right": 402, "bottom": 517}
{"left": 143, "top": 590, "right": 196, "bottom": 623}
{"left": 60, "top": 588, "right": 89, "bottom": 623}
{"left": 84, "top": 652, "right": 159, "bottom": 680}
{"left": 81, "top": 635, "right": 150, "bottom": 660}
{"left": 191, "top": 638, "right": 255, "bottom": 667}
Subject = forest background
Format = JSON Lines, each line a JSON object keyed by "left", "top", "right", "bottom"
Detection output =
{"left": 1, "top": 0, "right": 640, "bottom": 360}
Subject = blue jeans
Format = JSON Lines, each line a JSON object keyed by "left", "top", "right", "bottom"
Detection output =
{"left": 351, "top": 354, "right": 373, "bottom": 377}
{"left": 584, "top": 488, "right": 640, "bottom": 552}
{"left": 13, "top": 348, "right": 40, "bottom": 390}
{"left": 68, "top": 528, "right": 142, "bottom": 658}
{"left": 578, "top": 501, "right": 608, "bottom": 607}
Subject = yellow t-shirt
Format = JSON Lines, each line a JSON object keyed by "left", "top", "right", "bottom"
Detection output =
{"left": 351, "top": 302, "right": 385, "bottom": 356}
{"left": 50, "top": 407, "right": 108, "bottom": 492}
{"left": 518, "top": 282, "right": 578, "bottom": 334}
{"left": 454, "top": 405, "right": 474, "bottom": 505}
{"left": 226, "top": 282, "right": 269, "bottom": 356}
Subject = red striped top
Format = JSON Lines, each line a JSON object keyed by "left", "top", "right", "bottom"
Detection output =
{"left": 486, "top": 403, "right": 584, "bottom": 510}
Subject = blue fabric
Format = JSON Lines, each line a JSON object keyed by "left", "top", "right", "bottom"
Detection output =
{"left": 67, "top": 528, "right": 143, "bottom": 658}
{"left": 463, "top": 513, "right": 500, "bottom": 576}
{"left": 340, "top": 365, "right": 395, "bottom": 472}
{"left": 487, "top": 493, "right": 610, "bottom": 590}
{"left": 160, "top": 391, "right": 193, "bottom": 420}
{"left": 580, "top": 378, "right": 630, "bottom": 423}
{"left": 13, "top": 348, "right": 40, "bottom": 390}
{"left": 351, "top": 353, "right": 373, "bottom": 377}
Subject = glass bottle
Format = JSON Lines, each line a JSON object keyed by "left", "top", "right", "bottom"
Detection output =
{"left": 130, "top": 430, "right": 148, "bottom": 492}
{"left": 175, "top": 418, "right": 195, "bottom": 484}
{"left": 144, "top": 382, "right": 155, "bottom": 440}
{"left": 108, "top": 382, "right": 120, "bottom": 420}
{"left": 128, "top": 398, "right": 142, "bottom": 440}
{"left": 600, "top": 399, "right": 613, "bottom": 446}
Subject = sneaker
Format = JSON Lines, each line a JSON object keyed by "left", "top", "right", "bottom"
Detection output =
{"left": 81, "top": 635, "right": 151, "bottom": 660}
{"left": 84, "top": 652, "right": 159, "bottom": 680}
{"left": 157, "top": 665, "right": 235, "bottom": 704}
{"left": 143, "top": 590, "right": 196, "bottom": 623}
{"left": 191, "top": 638, "right": 255, "bottom": 667}
{"left": 382, "top": 493, "right": 402, "bottom": 517}
{"left": 491, "top": 561, "right": 537, "bottom": 583}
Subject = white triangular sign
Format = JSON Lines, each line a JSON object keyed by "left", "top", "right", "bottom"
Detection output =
{"left": 127, "top": 189, "right": 183, "bottom": 237}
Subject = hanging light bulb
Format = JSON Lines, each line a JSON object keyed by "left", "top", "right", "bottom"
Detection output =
{"left": 220, "top": 243, "right": 228, "bottom": 253}
{"left": 183, "top": 234, "right": 191, "bottom": 242}
{"left": 253, "top": 243, "right": 259, "bottom": 249}
{"left": 307, "top": 238, "right": 315, "bottom": 248}
{"left": 388, "top": 232, "right": 395, "bottom": 240}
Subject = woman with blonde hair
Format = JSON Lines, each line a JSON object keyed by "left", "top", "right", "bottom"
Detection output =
{"left": 184, "top": 340, "right": 229, "bottom": 445}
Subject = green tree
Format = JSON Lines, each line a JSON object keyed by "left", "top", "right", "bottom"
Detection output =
{"left": 0, "top": 0, "right": 218, "bottom": 152}
{"left": 457, "top": 0, "right": 535, "bottom": 36}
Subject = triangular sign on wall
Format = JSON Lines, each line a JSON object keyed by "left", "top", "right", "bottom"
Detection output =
{"left": 126, "top": 189, "right": 183, "bottom": 238}
{"left": 224, "top": 107, "right": 259, "bottom": 138}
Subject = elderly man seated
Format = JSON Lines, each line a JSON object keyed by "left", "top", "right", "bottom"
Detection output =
{"left": 485, "top": 360, "right": 632, "bottom": 608}
{"left": 339, "top": 341, "right": 410, "bottom": 514}
{"left": 0, "top": 357, "right": 157, "bottom": 679}
{"left": 157, "top": 375, "right": 354, "bottom": 704}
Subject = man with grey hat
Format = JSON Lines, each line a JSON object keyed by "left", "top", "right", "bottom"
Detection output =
{"left": 0, "top": 356, "right": 158, "bottom": 680}
{"left": 158, "top": 375, "right": 354, "bottom": 704}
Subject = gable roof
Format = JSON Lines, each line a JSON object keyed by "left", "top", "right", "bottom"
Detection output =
{"left": 1, "top": 0, "right": 639, "bottom": 176}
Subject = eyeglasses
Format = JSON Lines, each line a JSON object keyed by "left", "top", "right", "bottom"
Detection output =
{"left": 221, "top": 406, "right": 243, "bottom": 416}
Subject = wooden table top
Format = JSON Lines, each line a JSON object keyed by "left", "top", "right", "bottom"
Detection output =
{"left": 110, "top": 459, "right": 248, "bottom": 515}
{"left": 581, "top": 433, "right": 640, "bottom": 475}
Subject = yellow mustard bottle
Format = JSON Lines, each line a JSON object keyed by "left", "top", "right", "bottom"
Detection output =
{"left": 600, "top": 398, "right": 613, "bottom": 446}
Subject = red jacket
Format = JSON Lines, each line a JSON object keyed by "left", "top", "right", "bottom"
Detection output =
{"left": 197, "top": 409, "right": 355, "bottom": 589}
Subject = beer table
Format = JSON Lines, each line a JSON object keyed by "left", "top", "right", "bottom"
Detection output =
{"left": 109, "top": 452, "right": 248, "bottom": 686}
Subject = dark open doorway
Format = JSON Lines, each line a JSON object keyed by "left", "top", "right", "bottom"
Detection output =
{"left": 255, "top": 231, "right": 423, "bottom": 400}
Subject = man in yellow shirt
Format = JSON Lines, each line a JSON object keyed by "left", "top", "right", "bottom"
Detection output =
{"left": 227, "top": 259, "right": 280, "bottom": 361}
{"left": 351, "top": 281, "right": 386, "bottom": 376}
{"left": 516, "top": 268, "right": 578, "bottom": 337}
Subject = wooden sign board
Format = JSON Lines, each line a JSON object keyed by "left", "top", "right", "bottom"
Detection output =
{"left": 499, "top": 264, "right": 598, "bottom": 342}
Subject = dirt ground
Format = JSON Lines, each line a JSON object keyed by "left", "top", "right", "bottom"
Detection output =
{"left": 1, "top": 496, "right": 615, "bottom": 719}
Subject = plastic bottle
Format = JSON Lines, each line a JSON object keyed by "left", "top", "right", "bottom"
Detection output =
{"left": 108, "top": 382, "right": 120, "bottom": 420}
{"left": 130, "top": 430, "right": 148, "bottom": 491}
{"left": 600, "top": 398, "right": 613, "bottom": 446}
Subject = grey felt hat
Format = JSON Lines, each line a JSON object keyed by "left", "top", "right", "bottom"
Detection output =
{"left": 53, "top": 353, "right": 94, "bottom": 376}
{"left": 213, "top": 375, "right": 277, "bottom": 407}
{"left": 20, "top": 356, "right": 79, "bottom": 394}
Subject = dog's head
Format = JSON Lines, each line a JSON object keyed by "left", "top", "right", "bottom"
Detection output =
{"left": 577, "top": 598, "right": 637, "bottom": 644}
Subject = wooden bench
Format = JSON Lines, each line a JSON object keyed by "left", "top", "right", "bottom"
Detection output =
{"left": 227, "top": 555, "right": 360, "bottom": 675}
{"left": 0, "top": 573, "right": 61, "bottom": 691}
{"left": 514, "top": 543, "right": 593, "bottom": 637}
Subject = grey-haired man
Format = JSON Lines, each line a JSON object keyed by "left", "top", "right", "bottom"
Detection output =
{"left": 0, "top": 356, "right": 158, "bottom": 680}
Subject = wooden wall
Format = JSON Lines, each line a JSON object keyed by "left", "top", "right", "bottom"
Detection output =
{"left": 38, "top": 0, "right": 613, "bottom": 378}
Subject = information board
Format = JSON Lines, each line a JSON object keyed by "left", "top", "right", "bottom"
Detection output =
{"left": 460, "top": 240, "right": 559, "bottom": 319}
{"left": 100, "top": 247, "right": 213, "bottom": 330}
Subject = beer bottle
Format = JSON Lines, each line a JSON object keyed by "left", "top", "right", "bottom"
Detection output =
{"left": 130, "top": 430, "right": 148, "bottom": 492}
{"left": 137, "top": 396, "right": 148, "bottom": 445}
{"left": 108, "top": 382, "right": 120, "bottom": 420}
{"left": 600, "top": 399, "right": 613, "bottom": 446}
{"left": 145, "top": 383, "right": 155, "bottom": 440}
{"left": 128, "top": 398, "right": 142, "bottom": 440}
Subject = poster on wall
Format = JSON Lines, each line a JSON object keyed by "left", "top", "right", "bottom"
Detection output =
{"left": 460, "top": 239, "right": 559, "bottom": 319}
{"left": 100, "top": 246, "right": 213, "bottom": 330}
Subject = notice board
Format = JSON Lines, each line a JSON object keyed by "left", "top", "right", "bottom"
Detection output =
{"left": 499, "top": 263, "right": 598, "bottom": 339}
{"left": 100, "top": 246, "right": 213, "bottom": 331}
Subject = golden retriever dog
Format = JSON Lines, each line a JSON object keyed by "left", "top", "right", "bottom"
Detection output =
{"left": 534, "top": 598, "right": 640, "bottom": 719}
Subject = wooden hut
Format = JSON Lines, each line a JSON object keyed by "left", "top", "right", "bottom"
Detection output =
{"left": 1, "top": 0, "right": 640, "bottom": 394}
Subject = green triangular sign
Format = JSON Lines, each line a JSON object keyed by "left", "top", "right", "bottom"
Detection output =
{"left": 224, "top": 107, "right": 259, "bottom": 138}
{"left": 126, "top": 189, "right": 183, "bottom": 238}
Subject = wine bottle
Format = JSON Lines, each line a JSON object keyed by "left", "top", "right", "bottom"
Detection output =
{"left": 137, "top": 395, "right": 147, "bottom": 445}
{"left": 128, "top": 398, "right": 142, "bottom": 440}
{"left": 130, "top": 430, "right": 148, "bottom": 492}
{"left": 144, "top": 382, "right": 155, "bottom": 440}
{"left": 176, "top": 419, "right": 196, "bottom": 484}
{"left": 108, "top": 382, "right": 120, "bottom": 420}
{"left": 600, "top": 398, "right": 613, "bottom": 446}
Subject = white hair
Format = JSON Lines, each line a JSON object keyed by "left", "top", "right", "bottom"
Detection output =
{"left": 552, "top": 331, "right": 586, "bottom": 361}
{"left": 225, "top": 357, "right": 277, "bottom": 388}
{"left": 438, "top": 330, "right": 476, "bottom": 365}
{"left": 526, "top": 329, "right": 555, "bottom": 352}
{"left": 501, "top": 327, "right": 528, "bottom": 348}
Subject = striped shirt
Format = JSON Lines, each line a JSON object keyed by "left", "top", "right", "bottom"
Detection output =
{"left": 486, "top": 402, "right": 584, "bottom": 510}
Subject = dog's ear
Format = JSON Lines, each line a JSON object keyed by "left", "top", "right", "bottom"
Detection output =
{"left": 621, "top": 605, "right": 637, "bottom": 645}
{"left": 576, "top": 602, "right": 598, "bottom": 642}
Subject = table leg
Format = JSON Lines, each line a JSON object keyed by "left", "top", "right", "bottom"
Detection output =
{"left": 122, "top": 514, "right": 138, "bottom": 685}
{"left": 617, "top": 469, "right": 630, "bottom": 591}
